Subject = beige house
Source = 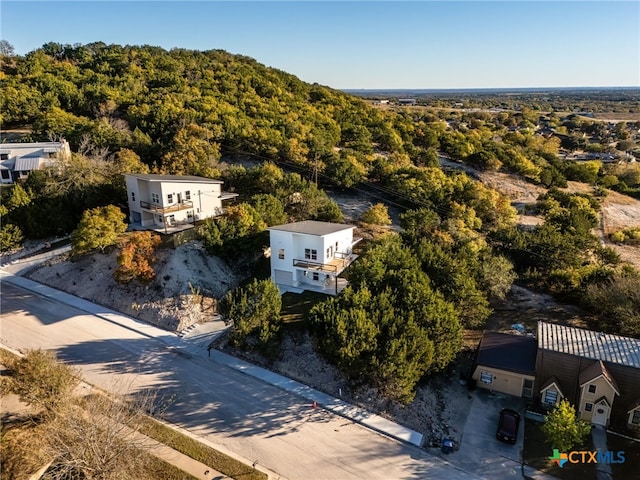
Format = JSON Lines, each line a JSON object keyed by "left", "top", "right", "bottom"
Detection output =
{"left": 471, "top": 331, "right": 537, "bottom": 398}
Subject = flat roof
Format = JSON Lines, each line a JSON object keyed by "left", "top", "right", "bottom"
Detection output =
{"left": 268, "top": 220, "right": 355, "bottom": 236}
{"left": 538, "top": 322, "right": 640, "bottom": 369}
{"left": 476, "top": 331, "right": 537, "bottom": 375}
{"left": 125, "top": 174, "right": 223, "bottom": 184}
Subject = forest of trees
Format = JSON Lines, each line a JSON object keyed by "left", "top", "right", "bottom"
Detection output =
{"left": 1, "top": 42, "right": 639, "bottom": 403}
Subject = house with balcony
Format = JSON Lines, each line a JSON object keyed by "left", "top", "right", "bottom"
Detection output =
{"left": 268, "top": 220, "right": 361, "bottom": 295}
{"left": 125, "top": 174, "right": 238, "bottom": 233}
{"left": 0, "top": 140, "right": 71, "bottom": 184}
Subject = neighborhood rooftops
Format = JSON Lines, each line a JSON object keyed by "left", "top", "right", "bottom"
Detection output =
{"left": 538, "top": 321, "right": 640, "bottom": 369}
{"left": 268, "top": 220, "right": 355, "bottom": 236}
{"left": 125, "top": 174, "right": 223, "bottom": 184}
{"left": 476, "top": 331, "right": 537, "bottom": 375}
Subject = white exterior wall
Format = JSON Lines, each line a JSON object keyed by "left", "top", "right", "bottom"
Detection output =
{"left": 269, "top": 227, "right": 355, "bottom": 289}
{"left": 125, "top": 176, "right": 224, "bottom": 228}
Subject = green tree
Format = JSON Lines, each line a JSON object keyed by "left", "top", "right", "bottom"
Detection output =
{"left": 0, "top": 224, "right": 24, "bottom": 252}
{"left": 542, "top": 400, "right": 591, "bottom": 452}
{"left": 201, "top": 203, "right": 267, "bottom": 256}
{"left": 218, "top": 279, "right": 282, "bottom": 353}
{"left": 360, "top": 203, "right": 392, "bottom": 226}
{"left": 8, "top": 349, "right": 79, "bottom": 414}
{"left": 71, "top": 205, "right": 127, "bottom": 255}
{"left": 249, "top": 193, "right": 287, "bottom": 226}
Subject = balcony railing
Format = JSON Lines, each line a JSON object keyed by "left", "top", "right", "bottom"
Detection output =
{"left": 139, "top": 200, "right": 194, "bottom": 214}
{"left": 293, "top": 258, "right": 338, "bottom": 273}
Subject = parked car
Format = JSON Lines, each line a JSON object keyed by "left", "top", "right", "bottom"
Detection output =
{"left": 496, "top": 408, "right": 520, "bottom": 444}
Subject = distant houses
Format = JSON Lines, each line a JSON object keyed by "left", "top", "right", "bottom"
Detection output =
{"left": 124, "top": 174, "right": 238, "bottom": 233}
{"left": 0, "top": 140, "right": 71, "bottom": 184}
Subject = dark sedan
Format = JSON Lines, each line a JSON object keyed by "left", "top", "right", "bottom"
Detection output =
{"left": 496, "top": 408, "right": 520, "bottom": 444}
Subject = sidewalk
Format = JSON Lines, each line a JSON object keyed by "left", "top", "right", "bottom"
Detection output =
{"left": 1, "top": 271, "right": 424, "bottom": 448}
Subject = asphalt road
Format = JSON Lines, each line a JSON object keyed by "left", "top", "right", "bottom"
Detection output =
{"left": 0, "top": 281, "right": 482, "bottom": 480}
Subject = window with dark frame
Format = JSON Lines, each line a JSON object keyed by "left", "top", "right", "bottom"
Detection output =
{"left": 312, "top": 272, "right": 319, "bottom": 281}
{"left": 588, "top": 384, "right": 597, "bottom": 394}
{"left": 304, "top": 248, "right": 317, "bottom": 260}
{"left": 278, "top": 249, "right": 285, "bottom": 260}
{"left": 585, "top": 403, "right": 593, "bottom": 412}
{"left": 167, "top": 193, "right": 174, "bottom": 204}
{"left": 131, "top": 192, "right": 136, "bottom": 202}
{"left": 632, "top": 410, "right": 640, "bottom": 425}
{"left": 185, "top": 190, "right": 191, "bottom": 201}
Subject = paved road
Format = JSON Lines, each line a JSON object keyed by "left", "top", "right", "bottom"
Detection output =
{"left": 0, "top": 281, "right": 481, "bottom": 480}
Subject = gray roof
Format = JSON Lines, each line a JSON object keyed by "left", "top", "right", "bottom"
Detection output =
{"left": 538, "top": 322, "right": 640, "bottom": 369}
{"left": 268, "top": 220, "right": 355, "bottom": 236}
{"left": 125, "top": 174, "right": 223, "bottom": 184}
{"left": 476, "top": 331, "right": 537, "bottom": 375}
{"left": 14, "top": 157, "right": 42, "bottom": 171}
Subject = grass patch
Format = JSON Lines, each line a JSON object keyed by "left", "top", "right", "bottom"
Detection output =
{"left": 523, "top": 419, "right": 596, "bottom": 480}
{"left": 280, "top": 290, "right": 327, "bottom": 324}
{"left": 138, "top": 416, "right": 267, "bottom": 480}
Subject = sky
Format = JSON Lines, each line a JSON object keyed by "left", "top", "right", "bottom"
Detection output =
{"left": 1, "top": 1, "right": 639, "bottom": 90}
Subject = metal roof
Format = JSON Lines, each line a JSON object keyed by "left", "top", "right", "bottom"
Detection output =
{"left": 125, "top": 174, "right": 223, "bottom": 184}
{"left": 538, "top": 322, "right": 640, "bottom": 369}
{"left": 268, "top": 220, "right": 355, "bottom": 236}
{"left": 14, "top": 157, "right": 42, "bottom": 171}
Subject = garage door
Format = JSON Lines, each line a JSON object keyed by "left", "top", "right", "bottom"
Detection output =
{"left": 274, "top": 269, "right": 293, "bottom": 285}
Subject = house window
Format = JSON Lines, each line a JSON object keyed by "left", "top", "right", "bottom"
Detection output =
{"left": 305, "top": 248, "right": 317, "bottom": 260}
{"left": 167, "top": 193, "right": 174, "bottom": 204}
{"left": 480, "top": 371, "right": 493, "bottom": 384}
{"left": 278, "top": 249, "right": 285, "bottom": 260}
{"left": 313, "top": 272, "right": 319, "bottom": 281}
{"left": 185, "top": 190, "right": 191, "bottom": 201}
{"left": 522, "top": 379, "right": 533, "bottom": 398}
{"left": 631, "top": 410, "right": 640, "bottom": 425}
{"left": 588, "top": 384, "right": 597, "bottom": 394}
{"left": 0, "top": 153, "right": 8, "bottom": 160}
{"left": 544, "top": 389, "right": 558, "bottom": 405}
{"left": 585, "top": 403, "right": 593, "bottom": 412}
{"left": 131, "top": 192, "right": 136, "bottom": 202}
{"left": 187, "top": 210, "right": 193, "bottom": 219}
{"left": 152, "top": 193, "right": 160, "bottom": 204}
{"left": 1, "top": 170, "right": 10, "bottom": 179}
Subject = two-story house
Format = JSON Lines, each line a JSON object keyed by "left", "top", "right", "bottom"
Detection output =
{"left": 0, "top": 140, "right": 71, "bottom": 184}
{"left": 268, "top": 220, "right": 361, "bottom": 295}
{"left": 125, "top": 174, "right": 237, "bottom": 233}
{"left": 472, "top": 322, "right": 640, "bottom": 431}
{"left": 534, "top": 322, "right": 640, "bottom": 430}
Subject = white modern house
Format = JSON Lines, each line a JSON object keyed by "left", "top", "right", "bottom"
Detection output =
{"left": 0, "top": 140, "right": 72, "bottom": 184}
{"left": 268, "top": 220, "right": 361, "bottom": 295}
{"left": 125, "top": 174, "right": 238, "bottom": 233}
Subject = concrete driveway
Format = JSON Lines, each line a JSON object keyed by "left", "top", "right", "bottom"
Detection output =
{"left": 445, "top": 389, "right": 526, "bottom": 479}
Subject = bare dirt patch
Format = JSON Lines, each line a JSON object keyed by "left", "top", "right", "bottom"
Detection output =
{"left": 26, "top": 241, "right": 243, "bottom": 331}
